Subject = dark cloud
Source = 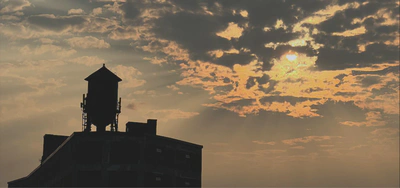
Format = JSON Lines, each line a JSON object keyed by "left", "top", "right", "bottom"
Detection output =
{"left": 352, "top": 65, "right": 399, "bottom": 76}
{"left": 120, "top": 0, "right": 141, "bottom": 20}
{"left": 311, "top": 0, "right": 398, "bottom": 70}
{"left": 311, "top": 100, "right": 366, "bottom": 121}
{"left": 318, "top": 1, "right": 394, "bottom": 33}
{"left": 151, "top": 11, "right": 232, "bottom": 61}
{"left": 316, "top": 48, "right": 368, "bottom": 70}
{"left": 243, "top": 74, "right": 278, "bottom": 94}
{"left": 27, "top": 14, "right": 87, "bottom": 32}
{"left": 255, "top": 74, "right": 270, "bottom": 85}
{"left": 315, "top": 42, "right": 399, "bottom": 70}
{"left": 126, "top": 102, "right": 136, "bottom": 110}
{"left": 214, "top": 85, "right": 234, "bottom": 93}
{"left": 218, "top": 0, "right": 330, "bottom": 27}
{"left": 169, "top": 0, "right": 211, "bottom": 12}
{"left": 259, "top": 80, "right": 278, "bottom": 94}
{"left": 215, "top": 53, "right": 255, "bottom": 67}
{"left": 318, "top": 12, "right": 361, "bottom": 34}
{"left": 370, "top": 79, "right": 399, "bottom": 98}
{"left": 236, "top": 28, "right": 317, "bottom": 70}
{"left": 358, "top": 75, "right": 381, "bottom": 87}
{"left": 375, "top": 25, "right": 398, "bottom": 34}
{"left": 245, "top": 76, "right": 256, "bottom": 89}
{"left": 260, "top": 96, "right": 320, "bottom": 106}
{"left": 222, "top": 99, "right": 255, "bottom": 108}
{"left": 304, "top": 87, "right": 324, "bottom": 93}
{"left": 365, "top": 43, "right": 399, "bottom": 61}
{"left": 0, "top": 0, "right": 31, "bottom": 14}
{"left": 131, "top": 0, "right": 327, "bottom": 69}
{"left": 334, "top": 92, "right": 358, "bottom": 97}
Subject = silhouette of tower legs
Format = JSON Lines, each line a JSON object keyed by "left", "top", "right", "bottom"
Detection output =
{"left": 110, "top": 118, "right": 119, "bottom": 132}
{"left": 84, "top": 116, "right": 92, "bottom": 132}
{"left": 97, "top": 125, "right": 106, "bottom": 132}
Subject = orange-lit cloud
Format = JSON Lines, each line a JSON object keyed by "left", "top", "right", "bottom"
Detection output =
{"left": 282, "top": 136, "right": 342, "bottom": 146}
{"left": 252, "top": 141, "right": 276, "bottom": 145}
{"left": 340, "top": 111, "right": 386, "bottom": 127}
{"left": 216, "top": 22, "right": 244, "bottom": 40}
{"left": 111, "top": 65, "right": 146, "bottom": 88}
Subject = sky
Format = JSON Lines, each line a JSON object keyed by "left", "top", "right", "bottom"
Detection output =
{"left": 0, "top": 0, "right": 399, "bottom": 187}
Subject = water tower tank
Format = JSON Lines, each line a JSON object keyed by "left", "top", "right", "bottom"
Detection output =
{"left": 83, "top": 64, "right": 122, "bottom": 132}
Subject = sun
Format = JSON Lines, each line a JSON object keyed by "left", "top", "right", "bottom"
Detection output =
{"left": 286, "top": 53, "right": 297, "bottom": 61}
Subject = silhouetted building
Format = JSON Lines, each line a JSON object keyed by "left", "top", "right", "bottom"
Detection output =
{"left": 8, "top": 65, "right": 202, "bottom": 187}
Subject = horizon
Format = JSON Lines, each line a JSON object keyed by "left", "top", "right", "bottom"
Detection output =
{"left": 0, "top": 0, "right": 399, "bottom": 187}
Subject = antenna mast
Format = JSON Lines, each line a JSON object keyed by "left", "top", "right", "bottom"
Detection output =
{"left": 80, "top": 94, "right": 91, "bottom": 132}
{"left": 110, "top": 97, "right": 121, "bottom": 132}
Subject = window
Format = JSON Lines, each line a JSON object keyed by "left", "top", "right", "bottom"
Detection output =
{"left": 176, "top": 177, "right": 200, "bottom": 187}
{"left": 144, "top": 172, "right": 173, "bottom": 187}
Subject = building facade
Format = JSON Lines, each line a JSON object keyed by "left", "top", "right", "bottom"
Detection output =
{"left": 8, "top": 120, "right": 202, "bottom": 187}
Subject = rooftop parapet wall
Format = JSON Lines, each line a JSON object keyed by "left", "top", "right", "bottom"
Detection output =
{"left": 41, "top": 134, "right": 69, "bottom": 163}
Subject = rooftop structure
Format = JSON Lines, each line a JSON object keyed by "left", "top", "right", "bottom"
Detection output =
{"left": 81, "top": 64, "right": 122, "bottom": 132}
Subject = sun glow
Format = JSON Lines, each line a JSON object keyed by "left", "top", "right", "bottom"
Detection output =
{"left": 286, "top": 53, "right": 297, "bottom": 61}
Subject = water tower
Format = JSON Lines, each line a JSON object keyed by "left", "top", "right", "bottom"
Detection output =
{"left": 80, "top": 64, "right": 122, "bottom": 132}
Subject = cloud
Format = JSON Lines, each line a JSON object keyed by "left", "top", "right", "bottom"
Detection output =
{"left": 369, "top": 127, "right": 399, "bottom": 146}
{"left": 99, "top": 0, "right": 392, "bottom": 119}
{"left": 1, "top": 14, "right": 118, "bottom": 39}
{"left": 67, "top": 8, "right": 85, "bottom": 15}
{"left": 340, "top": 111, "right": 386, "bottom": 127}
{"left": 319, "top": 145, "right": 335, "bottom": 148}
{"left": 290, "top": 146, "right": 305, "bottom": 149}
{"left": 166, "top": 85, "right": 179, "bottom": 91}
{"left": 133, "top": 90, "right": 156, "bottom": 96}
{"left": 177, "top": 51, "right": 398, "bottom": 118}
{"left": 68, "top": 56, "right": 106, "bottom": 66}
{"left": 92, "top": 7, "right": 103, "bottom": 15}
{"left": 332, "top": 26, "right": 367, "bottom": 37}
{"left": 282, "top": 136, "right": 342, "bottom": 146}
{"left": 111, "top": 65, "right": 146, "bottom": 88}
{"left": 146, "top": 109, "right": 199, "bottom": 121}
{"left": 38, "top": 38, "right": 54, "bottom": 44}
{"left": 126, "top": 102, "right": 135, "bottom": 110}
{"left": 148, "top": 9, "right": 235, "bottom": 62}
{"left": 0, "top": 15, "right": 20, "bottom": 20}
{"left": 0, "top": 60, "right": 67, "bottom": 123}
{"left": 252, "top": 141, "right": 275, "bottom": 145}
{"left": 370, "top": 127, "right": 399, "bottom": 137}
{"left": 349, "top": 145, "right": 368, "bottom": 150}
{"left": 19, "top": 44, "right": 77, "bottom": 57}
{"left": 0, "top": 0, "right": 31, "bottom": 13}
{"left": 27, "top": 14, "right": 87, "bottom": 32}
{"left": 108, "top": 25, "right": 142, "bottom": 40}
{"left": 216, "top": 22, "right": 244, "bottom": 40}
{"left": 211, "top": 142, "right": 229, "bottom": 146}
{"left": 66, "top": 36, "right": 110, "bottom": 49}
